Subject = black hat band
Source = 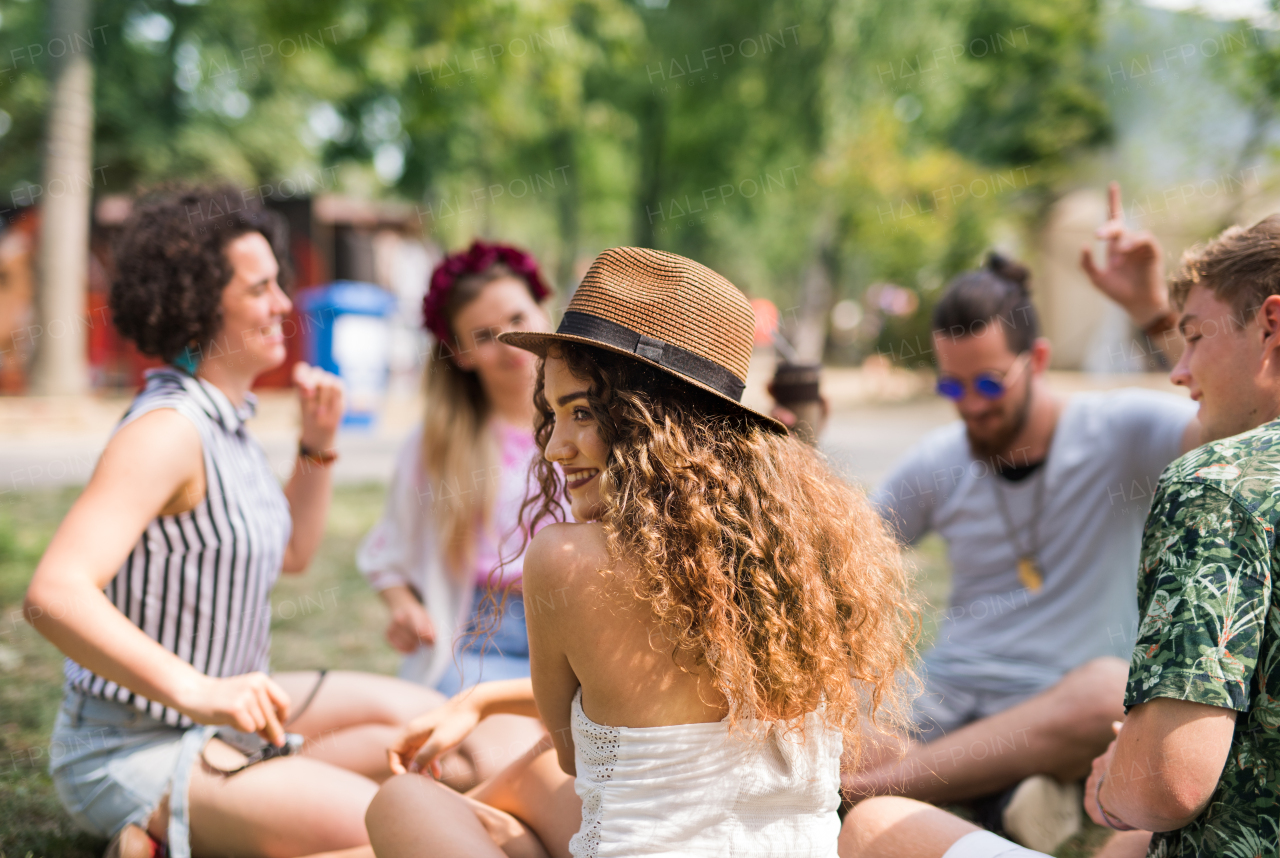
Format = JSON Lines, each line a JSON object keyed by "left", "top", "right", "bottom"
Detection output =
{"left": 557, "top": 310, "right": 747, "bottom": 401}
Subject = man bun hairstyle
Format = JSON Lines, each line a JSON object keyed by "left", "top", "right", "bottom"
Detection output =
{"left": 110, "top": 186, "right": 290, "bottom": 363}
{"left": 931, "top": 251, "right": 1039, "bottom": 353}
{"left": 1170, "top": 214, "right": 1280, "bottom": 321}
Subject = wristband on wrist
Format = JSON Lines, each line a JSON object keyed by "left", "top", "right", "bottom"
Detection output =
{"left": 1095, "top": 774, "right": 1135, "bottom": 831}
{"left": 1140, "top": 308, "right": 1178, "bottom": 341}
{"left": 298, "top": 441, "right": 339, "bottom": 466}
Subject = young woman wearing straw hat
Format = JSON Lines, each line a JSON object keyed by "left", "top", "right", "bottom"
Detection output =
{"left": 365, "top": 246, "right": 919, "bottom": 857}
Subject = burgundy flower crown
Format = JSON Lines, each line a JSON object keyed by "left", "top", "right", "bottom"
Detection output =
{"left": 422, "top": 240, "right": 550, "bottom": 344}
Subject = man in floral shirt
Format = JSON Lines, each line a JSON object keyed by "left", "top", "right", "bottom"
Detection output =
{"left": 1118, "top": 442, "right": 1280, "bottom": 855}
{"left": 1081, "top": 195, "right": 1280, "bottom": 856}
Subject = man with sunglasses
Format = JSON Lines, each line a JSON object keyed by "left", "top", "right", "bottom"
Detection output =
{"left": 844, "top": 246, "right": 1201, "bottom": 852}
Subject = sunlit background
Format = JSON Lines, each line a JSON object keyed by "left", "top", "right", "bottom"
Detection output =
{"left": 1, "top": 2, "right": 1278, "bottom": 851}
{"left": 3, "top": 0, "right": 1280, "bottom": 395}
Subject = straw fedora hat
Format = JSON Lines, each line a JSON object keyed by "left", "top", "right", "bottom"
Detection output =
{"left": 500, "top": 246, "right": 786, "bottom": 434}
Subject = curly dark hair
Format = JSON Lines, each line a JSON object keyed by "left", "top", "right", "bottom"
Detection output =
{"left": 109, "top": 186, "right": 291, "bottom": 362}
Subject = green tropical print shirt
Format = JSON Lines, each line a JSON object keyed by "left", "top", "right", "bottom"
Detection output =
{"left": 1126, "top": 422, "right": 1280, "bottom": 858}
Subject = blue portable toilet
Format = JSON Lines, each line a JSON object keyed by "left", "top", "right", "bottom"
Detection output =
{"left": 298, "top": 281, "right": 398, "bottom": 428}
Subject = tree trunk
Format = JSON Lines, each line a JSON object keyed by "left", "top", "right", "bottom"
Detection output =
{"left": 633, "top": 94, "right": 665, "bottom": 248}
{"left": 552, "top": 131, "right": 579, "bottom": 294}
{"left": 788, "top": 211, "right": 837, "bottom": 364}
{"left": 31, "top": 0, "right": 95, "bottom": 395}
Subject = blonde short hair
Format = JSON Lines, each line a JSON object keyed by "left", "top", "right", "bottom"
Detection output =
{"left": 1171, "top": 214, "right": 1280, "bottom": 321}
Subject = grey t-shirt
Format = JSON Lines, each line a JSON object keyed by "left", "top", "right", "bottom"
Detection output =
{"left": 871, "top": 389, "right": 1197, "bottom": 696}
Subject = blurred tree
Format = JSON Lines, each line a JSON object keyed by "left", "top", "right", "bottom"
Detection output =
{"left": 386, "top": 0, "right": 643, "bottom": 287}
{"left": 0, "top": 0, "right": 1116, "bottom": 371}
{"left": 30, "top": 0, "right": 95, "bottom": 394}
{"left": 1206, "top": 0, "right": 1280, "bottom": 226}
{"left": 938, "top": 0, "right": 1111, "bottom": 172}
{"left": 0, "top": 0, "right": 361, "bottom": 195}
{"left": 818, "top": 0, "right": 1111, "bottom": 364}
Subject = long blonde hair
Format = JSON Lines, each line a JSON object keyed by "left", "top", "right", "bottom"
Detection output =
{"left": 421, "top": 264, "right": 532, "bottom": 580}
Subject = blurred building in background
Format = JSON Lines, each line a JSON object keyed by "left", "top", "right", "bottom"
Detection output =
{"left": 0, "top": 194, "right": 437, "bottom": 394}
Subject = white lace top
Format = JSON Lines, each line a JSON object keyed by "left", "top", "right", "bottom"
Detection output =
{"left": 568, "top": 688, "right": 842, "bottom": 858}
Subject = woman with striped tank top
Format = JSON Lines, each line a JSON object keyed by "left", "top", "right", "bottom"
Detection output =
{"left": 22, "top": 189, "right": 485, "bottom": 858}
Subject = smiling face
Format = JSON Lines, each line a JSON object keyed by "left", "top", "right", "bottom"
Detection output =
{"left": 542, "top": 353, "right": 610, "bottom": 521}
{"left": 1171, "top": 283, "right": 1280, "bottom": 441}
{"left": 932, "top": 323, "right": 1047, "bottom": 458}
{"left": 208, "top": 231, "right": 291, "bottom": 375}
{"left": 450, "top": 276, "right": 550, "bottom": 408}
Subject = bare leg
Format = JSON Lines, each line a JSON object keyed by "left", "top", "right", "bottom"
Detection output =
{"left": 470, "top": 745, "right": 580, "bottom": 858}
{"left": 366, "top": 775, "right": 545, "bottom": 858}
{"left": 276, "top": 671, "right": 543, "bottom": 787}
{"left": 846, "top": 658, "right": 1127, "bottom": 804}
{"left": 147, "top": 732, "right": 519, "bottom": 858}
{"left": 167, "top": 740, "right": 381, "bottom": 857}
{"left": 366, "top": 742, "right": 581, "bottom": 858}
{"left": 438, "top": 715, "right": 552, "bottom": 790}
{"left": 840, "top": 796, "right": 979, "bottom": 858}
{"left": 136, "top": 670, "right": 531, "bottom": 856}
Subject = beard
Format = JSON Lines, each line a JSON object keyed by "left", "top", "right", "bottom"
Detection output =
{"left": 966, "top": 374, "right": 1034, "bottom": 460}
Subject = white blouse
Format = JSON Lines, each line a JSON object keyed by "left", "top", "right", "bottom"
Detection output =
{"left": 357, "top": 424, "right": 560, "bottom": 686}
{"left": 569, "top": 688, "right": 843, "bottom": 857}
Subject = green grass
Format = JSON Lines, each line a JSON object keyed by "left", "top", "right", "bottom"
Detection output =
{"left": 0, "top": 489, "right": 1108, "bottom": 857}
{"left": 0, "top": 487, "right": 100, "bottom": 858}
{"left": 0, "top": 484, "right": 397, "bottom": 858}
{"left": 905, "top": 533, "right": 951, "bottom": 649}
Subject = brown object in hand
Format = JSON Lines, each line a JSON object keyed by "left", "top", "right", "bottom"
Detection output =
{"left": 771, "top": 362, "right": 823, "bottom": 446}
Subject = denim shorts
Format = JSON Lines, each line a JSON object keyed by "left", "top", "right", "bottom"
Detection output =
{"left": 434, "top": 591, "right": 531, "bottom": 697}
{"left": 49, "top": 688, "right": 217, "bottom": 858}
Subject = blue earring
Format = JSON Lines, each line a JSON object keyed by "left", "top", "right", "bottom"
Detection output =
{"left": 173, "top": 344, "right": 201, "bottom": 375}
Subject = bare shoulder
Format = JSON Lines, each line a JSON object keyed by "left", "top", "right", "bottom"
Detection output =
{"left": 98, "top": 408, "right": 202, "bottom": 483}
{"left": 33, "top": 408, "right": 206, "bottom": 590}
{"left": 85, "top": 408, "right": 207, "bottom": 518}
{"left": 524, "top": 522, "right": 613, "bottom": 617}
{"left": 526, "top": 521, "right": 609, "bottom": 587}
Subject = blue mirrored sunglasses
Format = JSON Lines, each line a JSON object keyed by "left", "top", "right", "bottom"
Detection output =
{"left": 936, "top": 374, "right": 1006, "bottom": 400}
{"left": 935, "top": 353, "right": 1030, "bottom": 401}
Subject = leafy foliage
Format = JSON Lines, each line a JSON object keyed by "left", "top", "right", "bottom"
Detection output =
{"left": 0, "top": 0, "right": 1120, "bottom": 362}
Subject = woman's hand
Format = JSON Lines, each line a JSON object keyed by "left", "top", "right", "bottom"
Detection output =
{"left": 179, "top": 672, "right": 292, "bottom": 746}
{"left": 378, "top": 585, "right": 436, "bottom": 653}
{"left": 387, "top": 598, "right": 437, "bottom": 653}
{"left": 389, "top": 693, "right": 484, "bottom": 778}
{"left": 293, "top": 362, "right": 345, "bottom": 452}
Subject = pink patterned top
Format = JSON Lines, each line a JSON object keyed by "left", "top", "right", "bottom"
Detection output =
{"left": 473, "top": 420, "right": 544, "bottom": 588}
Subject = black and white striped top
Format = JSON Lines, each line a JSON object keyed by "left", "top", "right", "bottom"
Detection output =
{"left": 65, "top": 368, "right": 293, "bottom": 726}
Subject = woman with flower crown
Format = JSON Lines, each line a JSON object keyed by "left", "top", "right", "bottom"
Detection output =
{"left": 357, "top": 240, "right": 564, "bottom": 783}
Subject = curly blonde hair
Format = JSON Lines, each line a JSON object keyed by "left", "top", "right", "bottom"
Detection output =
{"left": 520, "top": 342, "right": 919, "bottom": 760}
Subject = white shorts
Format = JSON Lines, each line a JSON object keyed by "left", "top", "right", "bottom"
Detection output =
{"left": 942, "top": 831, "right": 1052, "bottom": 858}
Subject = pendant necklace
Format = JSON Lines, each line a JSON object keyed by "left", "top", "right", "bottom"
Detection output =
{"left": 990, "top": 460, "right": 1047, "bottom": 593}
